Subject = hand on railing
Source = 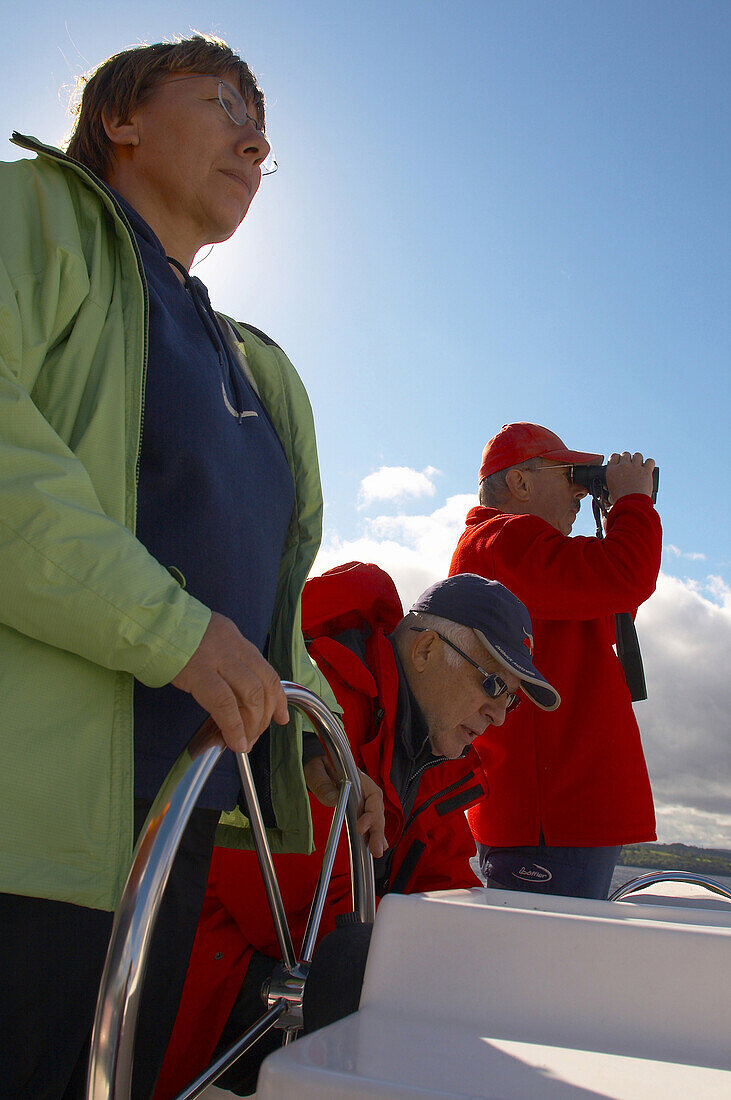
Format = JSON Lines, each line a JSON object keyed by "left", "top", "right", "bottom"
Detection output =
{"left": 305, "top": 755, "right": 387, "bottom": 858}
{"left": 171, "top": 611, "right": 289, "bottom": 753}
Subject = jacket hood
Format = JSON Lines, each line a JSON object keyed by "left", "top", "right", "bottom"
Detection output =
{"left": 301, "top": 562, "right": 403, "bottom": 640}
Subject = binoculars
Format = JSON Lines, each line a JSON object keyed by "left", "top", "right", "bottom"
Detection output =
{"left": 571, "top": 464, "right": 659, "bottom": 503}
{"left": 570, "top": 462, "right": 659, "bottom": 702}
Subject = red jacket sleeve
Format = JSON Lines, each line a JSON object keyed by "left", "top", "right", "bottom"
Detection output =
{"left": 451, "top": 495, "right": 662, "bottom": 621}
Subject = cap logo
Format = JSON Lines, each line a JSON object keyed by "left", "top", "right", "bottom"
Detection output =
{"left": 522, "top": 628, "right": 534, "bottom": 655}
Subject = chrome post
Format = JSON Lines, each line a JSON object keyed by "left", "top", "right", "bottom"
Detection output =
{"left": 236, "top": 750, "right": 297, "bottom": 969}
{"left": 264, "top": 960, "right": 310, "bottom": 1026}
{"left": 173, "top": 1000, "right": 287, "bottom": 1100}
{"left": 280, "top": 681, "right": 377, "bottom": 924}
{"left": 300, "top": 779, "right": 351, "bottom": 963}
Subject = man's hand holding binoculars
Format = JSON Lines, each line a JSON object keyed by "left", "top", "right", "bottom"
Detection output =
{"left": 605, "top": 452, "right": 656, "bottom": 505}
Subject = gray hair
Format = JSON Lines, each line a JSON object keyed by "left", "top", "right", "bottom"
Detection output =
{"left": 478, "top": 457, "right": 543, "bottom": 508}
{"left": 394, "top": 611, "right": 481, "bottom": 670}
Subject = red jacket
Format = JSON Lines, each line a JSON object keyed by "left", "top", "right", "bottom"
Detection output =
{"left": 155, "top": 563, "right": 487, "bottom": 1098}
{"left": 450, "top": 495, "right": 661, "bottom": 848}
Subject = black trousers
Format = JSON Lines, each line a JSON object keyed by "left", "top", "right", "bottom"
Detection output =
{"left": 0, "top": 800, "right": 220, "bottom": 1100}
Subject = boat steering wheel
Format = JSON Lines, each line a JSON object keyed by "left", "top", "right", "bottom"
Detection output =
{"left": 85, "top": 683, "right": 376, "bottom": 1099}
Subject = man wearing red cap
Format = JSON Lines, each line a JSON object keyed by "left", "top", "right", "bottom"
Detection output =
{"left": 449, "top": 423, "right": 661, "bottom": 898}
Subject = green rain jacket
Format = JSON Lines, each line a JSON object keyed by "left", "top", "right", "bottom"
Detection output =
{"left": 0, "top": 134, "right": 335, "bottom": 911}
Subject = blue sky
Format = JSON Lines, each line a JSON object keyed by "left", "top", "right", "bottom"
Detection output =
{"left": 5, "top": 1, "right": 730, "bottom": 845}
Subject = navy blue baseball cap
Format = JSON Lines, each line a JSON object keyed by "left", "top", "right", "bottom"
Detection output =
{"left": 409, "top": 574, "right": 560, "bottom": 711}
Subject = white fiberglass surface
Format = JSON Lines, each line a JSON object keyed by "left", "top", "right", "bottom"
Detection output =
{"left": 253, "top": 887, "right": 731, "bottom": 1099}
{"left": 356, "top": 891, "right": 731, "bottom": 1065}
{"left": 255, "top": 1009, "right": 731, "bottom": 1099}
{"left": 430, "top": 883, "right": 731, "bottom": 923}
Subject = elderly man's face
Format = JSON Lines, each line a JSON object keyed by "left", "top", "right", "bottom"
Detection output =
{"left": 523, "top": 459, "right": 588, "bottom": 535}
{"left": 108, "top": 71, "right": 271, "bottom": 264}
{"left": 412, "top": 632, "right": 521, "bottom": 760}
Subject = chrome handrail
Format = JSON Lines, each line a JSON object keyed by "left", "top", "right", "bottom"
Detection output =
{"left": 282, "top": 683, "right": 376, "bottom": 927}
{"left": 609, "top": 869, "right": 731, "bottom": 902}
{"left": 86, "top": 683, "right": 376, "bottom": 1099}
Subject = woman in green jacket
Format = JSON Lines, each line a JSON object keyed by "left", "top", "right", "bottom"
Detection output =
{"left": 0, "top": 34, "right": 335, "bottom": 1098}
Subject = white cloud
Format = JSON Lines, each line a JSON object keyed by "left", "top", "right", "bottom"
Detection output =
{"left": 315, "top": 493, "right": 475, "bottom": 608}
{"left": 654, "top": 805, "right": 731, "bottom": 849}
{"left": 664, "top": 543, "right": 707, "bottom": 562}
{"left": 358, "top": 465, "right": 440, "bottom": 508}
{"left": 315, "top": 494, "right": 731, "bottom": 849}
{"left": 705, "top": 575, "right": 731, "bottom": 609}
{"left": 635, "top": 573, "right": 731, "bottom": 843}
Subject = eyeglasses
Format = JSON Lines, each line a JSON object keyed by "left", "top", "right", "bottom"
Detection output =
{"left": 533, "top": 463, "right": 574, "bottom": 481}
{"left": 164, "top": 75, "right": 278, "bottom": 175}
{"left": 410, "top": 628, "right": 521, "bottom": 711}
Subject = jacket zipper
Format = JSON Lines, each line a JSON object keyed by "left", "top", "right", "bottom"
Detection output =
{"left": 380, "top": 770, "right": 476, "bottom": 893}
{"left": 404, "top": 754, "right": 447, "bottom": 798}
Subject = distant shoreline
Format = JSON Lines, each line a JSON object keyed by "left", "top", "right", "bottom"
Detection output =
{"left": 618, "top": 843, "right": 731, "bottom": 878}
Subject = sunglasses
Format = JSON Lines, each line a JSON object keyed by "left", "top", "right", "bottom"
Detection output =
{"left": 410, "top": 628, "right": 521, "bottom": 711}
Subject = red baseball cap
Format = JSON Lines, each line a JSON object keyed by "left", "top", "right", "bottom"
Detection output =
{"left": 479, "top": 423, "right": 603, "bottom": 481}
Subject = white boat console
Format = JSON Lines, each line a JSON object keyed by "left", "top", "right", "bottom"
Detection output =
{"left": 255, "top": 885, "right": 731, "bottom": 1099}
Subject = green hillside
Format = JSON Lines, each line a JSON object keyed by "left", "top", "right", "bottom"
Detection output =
{"left": 618, "top": 843, "right": 731, "bottom": 878}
